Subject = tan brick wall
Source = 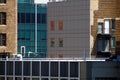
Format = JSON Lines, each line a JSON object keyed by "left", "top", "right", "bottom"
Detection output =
{"left": 91, "top": 0, "right": 120, "bottom": 56}
{"left": 0, "top": 0, "right": 17, "bottom": 54}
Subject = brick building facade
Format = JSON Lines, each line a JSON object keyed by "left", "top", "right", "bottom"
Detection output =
{"left": 91, "top": 0, "right": 120, "bottom": 57}
{"left": 0, "top": 0, "right": 17, "bottom": 58}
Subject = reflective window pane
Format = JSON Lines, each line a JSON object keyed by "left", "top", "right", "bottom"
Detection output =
{"left": 112, "top": 19, "right": 115, "bottom": 29}
{"left": 0, "top": 61, "right": 5, "bottom": 75}
{"left": 70, "top": 62, "right": 78, "bottom": 77}
{"left": 50, "top": 62, "right": 58, "bottom": 77}
{"left": 104, "top": 19, "right": 110, "bottom": 34}
{"left": 32, "top": 61, "right": 39, "bottom": 76}
{"left": 0, "top": 0, "right": 6, "bottom": 3}
{"left": 111, "top": 36, "right": 115, "bottom": 47}
{"left": 60, "top": 62, "right": 68, "bottom": 77}
{"left": 15, "top": 61, "right": 22, "bottom": 75}
{"left": 0, "top": 12, "right": 6, "bottom": 25}
{"left": 23, "top": 61, "right": 30, "bottom": 76}
{"left": 7, "top": 61, "right": 13, "bottom": 75}
{"left": 41, "top": 62, "right": 49, "bottom": 76}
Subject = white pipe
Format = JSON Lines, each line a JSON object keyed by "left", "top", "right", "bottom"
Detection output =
{"left": 35, "top": 4, "right": 37, "bottom": 53}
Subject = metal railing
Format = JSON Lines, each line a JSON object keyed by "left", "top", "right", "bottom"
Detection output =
{"left": 49, "top": 0, "right": 67, "bottom": 2}
{"left": 0, "top": 57, "right": 106, "bottom": 61}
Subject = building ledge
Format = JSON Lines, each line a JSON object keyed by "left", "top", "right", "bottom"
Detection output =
{"left": 97, "top": 51, "right": 111, "bottom": 57}
{"left": 97, "top": 34, "right": 111, "bottom": 38}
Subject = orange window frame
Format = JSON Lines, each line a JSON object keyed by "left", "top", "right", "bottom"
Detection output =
{"left": 59, "top": 20, "right": 63, "bottom": 30}
{"left": 50, "top": 21, "right": 55, "bottom": 31}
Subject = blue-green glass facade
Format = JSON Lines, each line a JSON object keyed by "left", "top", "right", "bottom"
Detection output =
{"left": 18, "top": 0, "right": 47, "bottom": 58}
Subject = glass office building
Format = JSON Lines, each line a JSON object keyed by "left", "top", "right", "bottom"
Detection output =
{"left": 0, "top": 59, "right": 81, "bottom": 80}
{"left": 18, "top": 0, "right": 47, "bottom": 58}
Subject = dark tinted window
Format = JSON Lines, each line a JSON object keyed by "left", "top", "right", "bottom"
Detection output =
{"left": 15, "top": 61, "right": 22, "bottom": 75}
{"left": 60, "top": 62, "right": 68, "bottom": 77}
{"left": 50, "top": 62, "right": 58, "bottom": 77}
{"left": 0, "top": 12, "right": 6, "bottom": 25}
{"left": 7, "top": 61, "right": 13, "bottom": 75}
{"left": 37, "top": 13, "right": 42, "bottom": 24}
{"left": 70, "top": 62, "right": 78, "bottom": 77}
{"left": 0, "top": 61, "right": 5, "bottom": 75}
{"left": 18, "top": 13, "right": 46, "bottom": 24}
{"left": 18, "top": 13, "right": 21, "bottom": 23}
{"left": 20, "top": 13, "right": 25, "bottom": 23}
{"left": 32, "top": 61, "right": 39, "bottom": 76}
{"left": 23, "top": 61, "right": 30, "bottom": 76}
{"left": 0, "top": 0, "right": 6, "bottom": 3}
{"left": 42, "top": 14, "right": 46, "bottom": 24}
{"left": 41, "top": 62, "right": 49, "bottom": 76}
{"left": 0, "top": 34, "right": 6, "bottom": 46}
{"left": 31, "top": 13, "right": 35, "bottom": 23}
{"left": 26, "top": 13, "right": 30, "bottom": 23}
{"left": 112, "top": 19, "right": 115, "bottom": 29}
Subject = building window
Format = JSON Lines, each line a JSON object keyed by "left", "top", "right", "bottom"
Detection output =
{"left": 60, "top": 62, "right": 68, "bottom": 77}
{"left": 0, "top": 0, "right": 6, "bottom": 3}
{"left": 98, "top": 23, "right": 103, "bottom": 34}
{"left": 104, "top": 19, "right": 110, "bottom": 34}
{"left": 0, "top": 61, "right": 5, "bottom": 75}
{"left": 15, "top": 61, "right": 22, "bottom": 75}
{"left": 23, "top": 61, "right": 30, "bottom": 76}
{"left": 41, "top": 62, "right": 49, "bottom": 76}
{"left": 50, "top": 54, "right": 55, "bottom": 58}
{"left": 97, "top": 37, "right": 110, "bottom": 52}
{"left": 59, "top": 20, "right": 63, "bottom": 30}
{"left": 59, "top": 38, "right": 63, "bottom": 47}
{"left": 98, "top": 38, "right": 103, "bottom": 51}
{"left": 70, "top": 62, "right": 78, "bottom": 77}
{"left": 50, "top": 62, "right": 58, "bottom": 76}
{"left": 50, "top": 38, "right": 55, "bottom": 47}
{"left": 59, "top": 54, "right": 63, "bottom": 58}
{"left": 0, "top": 34, "right": 6, "bottom": 46}
{"left": 111, "top": 36, "right": 115, "bottom": 47}
{"left": 50, "top": 21, "right": 55, "bottom": 31}
{"left": 6, "top": 61, "right": 13, "bottom": 75}
{"left": 32, "top": 62, "right": 39, "bottom": 76}
{"left": 112, "top": 19, "right": 115, "bottom": 29}
{"left": 0, "top": 12, "right": 6, "bottom": 25}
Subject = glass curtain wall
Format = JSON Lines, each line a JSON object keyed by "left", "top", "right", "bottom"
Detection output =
{"left": 18, "top": 1, "right": 47, "bottom": 58}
